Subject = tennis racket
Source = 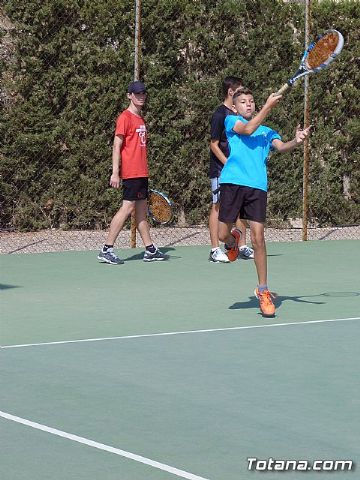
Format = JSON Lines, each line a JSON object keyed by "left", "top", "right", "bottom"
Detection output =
{"left": 276, "top": 29, "right": 344, "bottom": 95}
{"left": 148, "top": 189, "right": 174, "bottom": 225}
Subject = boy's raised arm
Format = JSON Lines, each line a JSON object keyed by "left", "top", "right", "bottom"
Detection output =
{"left": 233, "top": 93, "right": 282, "bottom": 136}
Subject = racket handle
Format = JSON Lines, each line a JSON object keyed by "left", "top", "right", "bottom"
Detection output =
{"left": 275, "top": 83, "right": 290, "bottom": 96}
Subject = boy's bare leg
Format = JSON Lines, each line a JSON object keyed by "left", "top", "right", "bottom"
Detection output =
{"left": 249, "top": 220, "right": 267, "bottom": 285}
{"left": 235, "top": 218, "right": 247, "bottom": 248}
{"left": 218, "top": 220, "right": 234, "bottom": 245}
{"left": 135, "top": 199, "right": 167, "bottom": 261}
{"left": 250, "top": 220, "right": 276, "bottom": 316}
{"left": 135, "top": 199, "right": 152, "bottom": 246}
{"left": 105, "top": 200, "right": 135, "bottom": 245}
{"left": 219, "top": 219, "right": 242, "bottom": 261}
{"left": 209, "top": 203, "right": 220, "bottom": 248}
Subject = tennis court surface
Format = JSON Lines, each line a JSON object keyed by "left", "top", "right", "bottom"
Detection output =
{"left": 1, "top": 240, "right": 359, "bottom": 479}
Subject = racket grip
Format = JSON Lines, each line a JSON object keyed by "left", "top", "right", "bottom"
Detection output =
{"left": 275, "top": 83, "right": 290, "bottom": 96}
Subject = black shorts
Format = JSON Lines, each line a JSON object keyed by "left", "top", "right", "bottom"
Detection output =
{"left": 218, "top": 184, "right": 267, "bottom": 223}
{"left": 122, "top": 177, "right": 149, "bottom": 201}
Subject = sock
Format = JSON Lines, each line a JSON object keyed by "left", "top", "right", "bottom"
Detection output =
{"left": 103, "top": 244, "right": 113, "bottom": 251}
{"left": 258, "top": 284, "right": 268, "bottom": 293}
{"left": 146, "top": 244, "right": 156, "bottom": 254}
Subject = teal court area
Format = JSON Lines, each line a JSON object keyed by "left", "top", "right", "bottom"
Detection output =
{"left": 1, "top": 240, "right": 359, "bottom": 479}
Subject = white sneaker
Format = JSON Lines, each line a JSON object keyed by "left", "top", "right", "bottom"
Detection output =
{"left": 209, "top": 247, "right": 230, "bottom": 263}
{"left": 239, "top": 245, "right": 254, "bottom": 259}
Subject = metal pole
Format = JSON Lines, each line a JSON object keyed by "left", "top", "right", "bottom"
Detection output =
{"left": 131, "top": 0, "right": 141, "bottom": 248}
{"left": 134, "top": 0, "right": 141, "bottom": 81}
{"left": 302, "top": 0, "right": 311, "bottom": 241}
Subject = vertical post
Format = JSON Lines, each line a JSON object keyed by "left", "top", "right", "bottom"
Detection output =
{"left": 302, "top": 0, "right": 311, "bottom": 241}
{"left": 130, "top": 0, "right": 141, "bottom": 248}
{"left": 134, "top": 0, "right": 141, "bottom": 81}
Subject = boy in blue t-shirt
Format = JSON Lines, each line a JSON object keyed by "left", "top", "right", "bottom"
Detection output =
{"left": 219, "top": 87, "right": 311, "bottom": 317}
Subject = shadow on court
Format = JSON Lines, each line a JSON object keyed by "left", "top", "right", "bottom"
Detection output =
{"left": 123, "top": 246, "right": 178, "bottom": 261}
{"left": 229, "top": 293, "right": 325, "bottom": 316}
{"left": 0, "top": 283, "right": 20, "bottom": 291}
{"left": 229, "top": 290, "right": 360, "bottom": 312}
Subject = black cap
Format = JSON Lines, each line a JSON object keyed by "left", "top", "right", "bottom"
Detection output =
{"left": 128, "top": 81, "right": 146, "bottom": 94}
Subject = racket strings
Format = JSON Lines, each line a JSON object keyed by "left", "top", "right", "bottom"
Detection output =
{"left": 149, "top": 193, "right": 172, "bottom": 223}
{"left": 307, "top": 32, "right": 339, "bottom": 69}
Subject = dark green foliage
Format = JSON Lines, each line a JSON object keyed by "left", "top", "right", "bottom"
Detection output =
{"left": 1, "top": 0, "right": 134, "bottom": 230}
{"left": 1, "top": 0, "right": 359, "bottom": 230}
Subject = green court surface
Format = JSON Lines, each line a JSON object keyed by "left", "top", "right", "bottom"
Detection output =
{"left": 1, "top": 240, "right": 360, "bottom": 479}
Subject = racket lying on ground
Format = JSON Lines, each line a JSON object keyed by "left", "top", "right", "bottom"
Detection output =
{"left": 276, "top": 29, "right": 344, "bottom": 95}
{"left": 148, "top": 189, "right": 174, "bottom": 225}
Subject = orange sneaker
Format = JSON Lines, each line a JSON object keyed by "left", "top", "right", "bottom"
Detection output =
{"left": 225, "top": 228, "right": 242, "bottom": 262}
{"left": 254, "top": 288, "right": 276, "bottom": 317}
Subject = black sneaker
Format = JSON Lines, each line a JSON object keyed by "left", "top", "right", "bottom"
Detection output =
{"left": 143, "top": 248, "right": 167, "bottom": 262}
{"left": 97, "top": 248, "right": 124, "bottom": 265}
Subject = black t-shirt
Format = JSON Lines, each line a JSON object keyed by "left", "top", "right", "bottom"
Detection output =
{"left": 209, "top": 104, "right": 235, "bottom": 178}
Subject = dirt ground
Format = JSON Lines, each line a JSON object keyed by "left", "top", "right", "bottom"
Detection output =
{"left": 1, "top": 225, "right": 359, "bottom": 254}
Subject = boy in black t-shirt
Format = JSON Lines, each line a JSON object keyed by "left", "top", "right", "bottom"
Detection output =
{"left": 208, "top": 76, "right": 254, "bottom": 263}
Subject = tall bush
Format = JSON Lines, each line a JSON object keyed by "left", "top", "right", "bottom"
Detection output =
{"left": 1, "top": 0, "right": 359, "bottom": 230}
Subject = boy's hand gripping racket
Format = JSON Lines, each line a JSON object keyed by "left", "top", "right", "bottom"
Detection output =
{"left": 276, "top": 29, "right": 344, "bottom": 95}
{"left": 148, "top": 189, "right": 174, "bottom": 225}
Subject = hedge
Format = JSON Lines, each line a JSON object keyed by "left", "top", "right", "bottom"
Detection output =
{"left": 0, "top": 0, "right": 359, "bottom": 230}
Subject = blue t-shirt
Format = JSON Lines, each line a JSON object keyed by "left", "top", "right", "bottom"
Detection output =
{"left": 219, "top": 115, "right": 281, "bottom": 192}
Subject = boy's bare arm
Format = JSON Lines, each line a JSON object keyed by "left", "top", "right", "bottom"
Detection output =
{"left": 210, "top": 139, "right": 227, "bottom": 165}
{"left": 272, "top": 125, "right": 311, "bottom": 153}
{"left": 110, "top": 134, "right": 124, "bottom": 188}
{"left": 233, "top": 94, "right": 282, "bottom": 136}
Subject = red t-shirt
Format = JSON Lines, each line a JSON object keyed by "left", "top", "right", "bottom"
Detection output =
{"left": 115, "top": 109, "right": 148, "bottom": 179}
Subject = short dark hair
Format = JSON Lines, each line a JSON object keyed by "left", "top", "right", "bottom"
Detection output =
{"left": 232, "top": 87, "right": 253, "bottom": 102}
{"left": 222, "top": 76, "right": 243, "bottom": 98}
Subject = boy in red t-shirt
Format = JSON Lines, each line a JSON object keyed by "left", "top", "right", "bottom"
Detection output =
{"left": 98, "top": 81, "right": 167, "bottom": 264}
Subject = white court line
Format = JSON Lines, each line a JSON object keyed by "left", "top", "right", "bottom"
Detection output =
{"left": 2, "top": 317, "right": 360, "bottom": 349}
{"left": 0, "top": 410, "right": 210, "bottom": 480}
